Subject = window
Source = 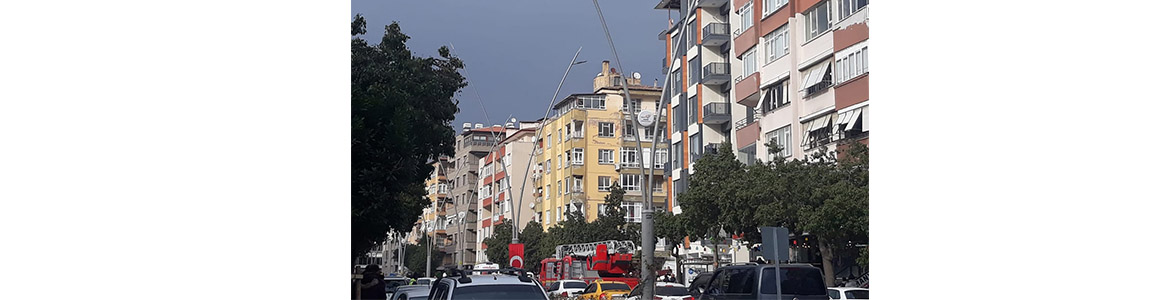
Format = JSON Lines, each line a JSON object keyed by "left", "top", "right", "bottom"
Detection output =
{"left": 565, "top": 150, "right": 571, "bottom": 167}
{"left": 765, "top": 125, "right": 792, "bottom": 157}
{"left": 557, "top": 154, "right": 562, "bottom": 169}
{"left": 673, "top": 104, "right": 684, "bottom": 132}
{"left": 576, "top": 95, "right": 606, "bottom": 109}
{"left": 760, "top": 268, "right": 827, "bottom": 295}
{"left": 764, "top": 0, "right": 789, "bottom": 15}
{"left": 686, "top": 20, "right": 697, "bottom": 47}
{"left": 802, "top": 60, "right": 833, "bottom": 96}
{"left": 654, "top": 149, "right": 668, "bottom": 169}
{"left": 725, "top": 268, "right": 756, "bottom": 294}
{"left": 671, "top": 69, "right": 682, "bottom": 97}
{"left": 835, "top": 106, "right": 867, "bottom": 140}
{"left": 597, "top": 122, "right": 615, "bottom": 138}
{"left": 742, "top": 47, "right": 757, "bottom": 77}
{"left": 622, "top": 201, "right": 643, "bottom": 222}
{"left": 620, "top": 147, "right": 640, "bottom": 168}
{"left": 835, "top": 44, "right": 868, "bottom": 84}
{"left": 598, "top": 149, "right": 614, "bottom": 164}
{"left": 545, "top": 184, "right": 551, "bottom": 200}
{"left": 805, "top": 1, "right": 832, "bottom": 41}
{"left": 598, "top": 176, "right": 612, "bottom": 191}
{"left": 621, "top": 174, "right": 641, "bottom": 192}
{"left": 572, "top": 176, "right": 583, "bottom": 193}
{"left": 652, "top": 176, "right": 664, "bottom": 193}
{"left": 558, "top": 129, "right": 563, "bottom": 142}
{"left": 761, "top": 80, "right": 790, "bottom": 112}
{"left": 557, "top": 180, "right": 562, "bottom": 196}
{"left": 838, "top": 0, "right": 868, "bottom": 20}
{"left": 688, "top": 57, "right": 701, "bottom": 86}
{"left": 738, "top": 143, "right": 757, "bottom": 165}
{"left": 546, "top": 134, "right": 552, "bottom": 148}
{"left": 737, "top": 2, "right": 754, "bottom": 36}
{"left": 544, "top": 159, "right": 551, "bottom": 173}
{"left": 672, "top": 143, "right": 681, "bottom": 168}
{"left": 689, "top": 135, "right": 701, "bottom": 162}
{"left": 572, "top": 148, "right": 584, "bottom": 165}
{"left": 802, "top": 115, "right": 834, "bottom": 149}
{"left": 687, "top": 96, "right": 698, "bottom": 125}
{"left": 763, "top": 25, "right": 789, "bottom": 63}
{"left": 623, "top": 121, "right": 636, "bottom": 140}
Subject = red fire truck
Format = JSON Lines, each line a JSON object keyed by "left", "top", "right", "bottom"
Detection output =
{"left": 538, "top": 240, "right": 640, "bottom": 289}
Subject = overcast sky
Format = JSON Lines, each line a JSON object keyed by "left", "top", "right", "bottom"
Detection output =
{"left": 352, "top": 0, "right": 675, "bottom": 129}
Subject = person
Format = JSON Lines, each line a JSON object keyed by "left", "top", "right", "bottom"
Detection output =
{"left": 359, "top": 265, "right": 387, "bottom": 300}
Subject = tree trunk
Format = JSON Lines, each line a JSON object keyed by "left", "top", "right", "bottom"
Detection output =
{"left": 711, "top": 241, "right": 720, "bottom": 269}
{"left": 818, "top": 239, "right": 836, "bottom": 287}
{"left": 670, "top": 242, "right": 684, "bottom": 282}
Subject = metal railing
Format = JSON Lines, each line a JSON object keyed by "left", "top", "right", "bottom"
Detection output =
{"left": 703, "top": 62, "right": 730, "bottom": 78}
{"left": 704, "top": 102, "right": 730, "bottom": 116}
{"left": 702, "top": 22, "right": 729, "bottom": 37}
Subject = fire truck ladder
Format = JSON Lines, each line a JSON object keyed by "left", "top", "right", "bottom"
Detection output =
{"left": 555, "top": 240, "right": 637, "bottom": 259}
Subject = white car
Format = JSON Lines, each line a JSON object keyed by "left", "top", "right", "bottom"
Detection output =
{"left": 827, "top": 287, "right": 869, "bottom": 299}
{"left": 415, "top": 277, "right": 436, "bottom": 286}
{"left": 545, "top": 279, "right": 588, "bottom": 299}
{"left": 626, "top": 282, "right": 692, "bottom": 300}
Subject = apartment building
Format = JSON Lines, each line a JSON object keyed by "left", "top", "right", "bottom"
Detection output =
{"left": 533, "top": 61, "right": 669, "bottom": 231}
{"left": 473, "top": 121, "right": 540, "bottom": 263}
{"left": 730, "top": 0, "right": 869, "bottom": 165}
{"left": 432, "top": 124, "right": 504, "bottom": 266}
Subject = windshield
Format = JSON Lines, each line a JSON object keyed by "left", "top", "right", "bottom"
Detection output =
{"left": 408, "top": 297, "right": 427, "bottom": 300}
{"left": 452, "top": 284, "right": 547, "bottom": 300}
{"left": 416, "top": 279, "right": 432, "bottom": 285}
{"left": 563, "top": 282, "right": 587, "bottom": 289}
{"left": 845, "top": 290, "right": 868, "bottom": 299}
{"left": 601, "top": 283, "right": 630, "bottom": 291}
{"left": 760, "top": 268, "right": 827, "bottom": 296}
{"left": 656, "top": 286, "right": 689, "bottom": 296}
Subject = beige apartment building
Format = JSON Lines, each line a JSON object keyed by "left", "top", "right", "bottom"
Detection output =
{"left": 472, "top": 121, "right": 540, "bottom": 264}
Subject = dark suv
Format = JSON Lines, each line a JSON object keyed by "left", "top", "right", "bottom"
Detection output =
{"left": 696, "top": 264, "right": 828, "bottom": 300}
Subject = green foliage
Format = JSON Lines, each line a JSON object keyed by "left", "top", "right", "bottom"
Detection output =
{"left": 404, "top": 234, "right": 443, "bottom": 276}
{"left": 483, "top": 221, "right": 514, "bottom": 266}
{"left": 677, "top": 142, "right": 752, "bottom": 241}
{"left": 351, "top": 14, "right": 466, "bottom": 259}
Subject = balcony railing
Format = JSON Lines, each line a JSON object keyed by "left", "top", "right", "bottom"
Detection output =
{"left": 701, "top": 62, "right": 730, "bottom": 85}
{"left": 701, "top": 23, "right": 730, "bottom": 47}
{"left": 703, "top": 102, "right": 731, "bottom": 124}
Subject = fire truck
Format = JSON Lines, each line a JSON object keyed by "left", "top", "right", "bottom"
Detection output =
{"left": 538, "top": 240, "right": 640, "bottom": 289}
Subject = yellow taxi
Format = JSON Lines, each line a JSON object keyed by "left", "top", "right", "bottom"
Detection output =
{"left": 574, "top": 280, "right": 631, "bottom": 300}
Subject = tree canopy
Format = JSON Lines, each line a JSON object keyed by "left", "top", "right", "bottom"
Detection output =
{"left": 351, "top": 14, "right": 466, "bottom": 259}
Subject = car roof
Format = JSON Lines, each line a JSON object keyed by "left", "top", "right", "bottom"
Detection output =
{"left": 557, "top": 279, "right": 587, "bottom": 283}
{"left": 441, "top": 274, "right": 540, "bottom": 287}
{"left": 654, "top": 282, "right": 685, "bottom": 287}
{"left": 827, "top": 287, "right": 868, "bottom": 291}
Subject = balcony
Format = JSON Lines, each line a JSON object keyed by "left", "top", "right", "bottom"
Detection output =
{"left": 703, "top": 103, "right": 731, "bottom": 124}
{"left": 697, "top": 0, "right": 729, "bottom": 8}
{"left": 734, "top": 72, "right": 761, "bottom": 107}
{"left": 701, "top": 23, "right": 729, "bottom": 47}
{"left": 701, "top": 62, "right": 730, "bottom": 85}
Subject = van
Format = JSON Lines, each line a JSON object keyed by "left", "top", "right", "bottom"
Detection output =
{"left": 696, "top": 264, "right": 829, "bottom": 300}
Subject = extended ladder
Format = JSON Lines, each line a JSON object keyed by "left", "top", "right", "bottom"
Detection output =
{"left": 554, "top": 240, "right": 636, "bottom": 259}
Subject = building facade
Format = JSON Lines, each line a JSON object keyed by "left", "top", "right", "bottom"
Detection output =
{"left": 473, "top": 122, "right": 540, "bottom": 263}
{"left": 533, "top": 61, "right": 669, "bottom": 231}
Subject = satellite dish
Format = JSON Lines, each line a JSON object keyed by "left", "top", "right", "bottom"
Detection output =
{"left": 633, "top": 72, "right": 642, "bottom": 80}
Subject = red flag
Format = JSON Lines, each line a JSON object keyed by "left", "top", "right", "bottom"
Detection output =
{"left": 508, "top": 243, "right": 525, "bottom": 268}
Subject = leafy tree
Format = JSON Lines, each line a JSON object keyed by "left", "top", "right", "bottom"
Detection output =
{"left": 519, "top": 220, "right": 549, "bottom": 273}
{"left": 351, "top": 14, "right": 466, "bottom": 259}
{"left": 595, "top": 182, "right": 637, "bottom": 242}
{"left": 404, "top": 234, "right": 443, "bottom": 276}
{"left": 677, "top": 142, "right": 753, "bottom": 267}
{"left": 483, "top": 221, "right": 514, "bottom": 266}
{"left": 652, "top": 210, "right": 688, "bottom": 281}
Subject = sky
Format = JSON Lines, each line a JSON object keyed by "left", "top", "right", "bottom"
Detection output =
{"left": 352, "top": 0, "right": 676, "bottom": 129}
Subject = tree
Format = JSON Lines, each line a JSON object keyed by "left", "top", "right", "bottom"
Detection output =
{"left": 404, "top": 234, "right": 443, "bottom": 277}
{"left": 652, "top": 210, "right": 688, "bottom": 281}
{"left": 351, "top": 14, "right": 466, "bottom": 259}
{"left": 677, "top": 142, "right": 753, "bottom": 267}
{"left": 483, "top": 221, "right": 514, "bottom": 266}
{"left": 594, "top": 182, "right": 637, "bottom": 242}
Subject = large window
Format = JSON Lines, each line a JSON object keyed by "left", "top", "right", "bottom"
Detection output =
{"left": 688, "top": 58, "right": 701, "bottom": 86}
{"left": 687, "top": 96, "right": 698, "bottom": 125}
{"left": 599, "top": 122, "right": 615, "bottom": 138}
{"left": 689, "top": 135, "right": 701, "bottom": 162}
{"left": 835, "top": 44, "right": 868, "bottom": 84}
{"left": 620, "top": 147, "right": 640, "bottom": 168}
{"left": 763, "top": 25, "right": 789, "bottom": 63}
{"left": 838, "top": 0, "right": 868, "bottom": 20}
{"left": 764, "top": 0, "right": 789, "bottom": 16}
{"left": 672, "top": 142, "right": 682, "bottom": 168}
{"left": 737, "top": 2, "right": 754, "bottom": 36}
{"left": 598, "top": 149, "right": 614, "bottom": 164}
{"left": 673, "top": 105, "right": 684, "bottom": 132}
{"left": 598, "top": 176, "right": 612, "bottom": 192}
{"left": 742, "top": 48, "right": 758, "bottom": 77}
{"left": 576, "top": 95, "right": 606, "bottom": 109}
{"left": 655, "top": 149, "right": 668, "bottom": 169}
{"left": 802, "top": 115, "right": 834, "bottom": 149}
{"left": 623, "top": 121, "right": 637, "bottom": 140}
{"left": 572, "top": 148, "right": 584, "bottom": 165}
{"left": 805, "top": 1, "right": 832, "bottom": 41}
{"left": 762, "top": 80, "right": 790, "bottom": 112}
{"left": 621, "top": 174, "right": 642, "bottom": 192}
{"left": 765, "top": 125, "right": 792, "bottom": 157}
{"left": 802, "top": 60, "right": 833, "bottom": 96}
{"left": 671, "top": 69, "right": 682, "bottom": 97}
{"left": 622, "top": 201, "right": 644, "bottom": 222}
{"left": 686, "top": 20, "right": 697, "bottom": 48}
{"left": 572, "top": 176, "right": 583, "bottom": 193}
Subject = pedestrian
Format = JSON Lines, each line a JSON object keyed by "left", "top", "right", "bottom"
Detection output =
{"left": 359, "top": 265, "right": 387, "bottom": 300}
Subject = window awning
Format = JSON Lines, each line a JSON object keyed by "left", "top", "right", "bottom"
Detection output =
{"left": 801, "top": 62, "right": 829, "bottom": 89}
{"left": 837, "top": 109, "right": 861, "bottom": 133}
{"left": 755, "top": 88, "right": 769, "bottom": 110}
{"left": 844, "top": 109, "right": 863, "bottom": 132}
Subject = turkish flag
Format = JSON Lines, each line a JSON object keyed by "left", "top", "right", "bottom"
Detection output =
{"left": 508, "top": 243, "right": 525, "bottom": 268}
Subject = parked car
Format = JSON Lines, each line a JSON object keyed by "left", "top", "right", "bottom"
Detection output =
{"left": 386, "top": 277, "right": 410, "bottom": 293}
{"left": 390, "top": 285, "right": 430, "bottom": 300}
{"left": 626, "top": 282, "right": 693, "bottom": 300}
{"left": 826, "top": 287, "right": 868, "bottom": 299}
{"left": 695, "top": 263, "right": 828, "bottom": 300}
{"left": 574, "top": 280, "right": 631, "bottom": 300}
{"left": 415, "top": 277, "right": 436, "bottom": 286}
{"left": 546, "top": 279, "right": 588, "bottom": 299}
{"left": 687, "top": 272, "right": 713, "bottom": 297}
{"left": 426, "top": 269, "right": 548, "bottom": 300}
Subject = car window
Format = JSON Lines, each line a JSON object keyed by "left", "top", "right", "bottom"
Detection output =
{"left": 429, "top": 282, "right": 449, "bottom": 300}
{"left": 844, "top": 290, "right": 868, "bottom": 299}
{"left": 564, "top": 282, "right": 587, "bottom": 289}
{"left": 759, "top": 267, "right": 827, "bottom": 296}
{"left": 417, "top": 279, "right": 431, "bottom": 285}
{"left": 630, "top": 284, "right": 642, "bottom": 296}
{"left": 709, "top": 270, "right": 730, "bottom": 295}
{"left": 584, "top": 283, "right": 597, "bottom": 293}
{"left": 452, "top": 285, "right": 546, "bottom": 300}
{"left": 726, "top": 269, "right": 756, "bottom": 294}
{"left": 827, "top": 289, "right": 841, "bottom": 299}
{"left": 601, "top": 283, "right": 630, "bottom": 291}
{"left": 657, "top": 286, "right": 689, "bottom": 296}
{"left": 549, "top": 282, "right": 560, "bottom": 290}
